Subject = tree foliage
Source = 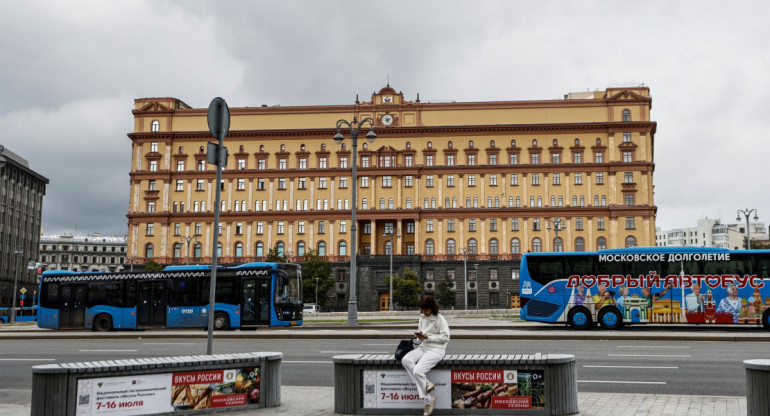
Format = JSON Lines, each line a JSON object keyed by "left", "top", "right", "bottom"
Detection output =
{"left": 144, "top": 260, "right": 163, "bottom": 271}
{"left": 745, "top": 237, "right": 770, "bottom": 250}
{"left": 435, "top": 277, "right": 456, "bottom": 309}
{"left": 301, "top": 250, "right": 334, "bottom": 308}
{"left": 265, "top": 246, "right": 284, "bottom": 262}
{"left": 393, "top": 267, "right": 422, "bottom": 309}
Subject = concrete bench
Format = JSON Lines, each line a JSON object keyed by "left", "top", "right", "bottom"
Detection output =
{"left": 31, "top": 352, "right": 282, "bottom": 416}
{"left": 333, "top": 353, "right": 577, "bottom": 415}
{"left": 744, "top": 359, "right": 770, "bottom": 415}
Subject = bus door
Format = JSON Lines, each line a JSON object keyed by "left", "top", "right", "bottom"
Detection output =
{"left": 240, "top": 278, "right": 270, "bottom": 325}
{"left": 137, "top": 281, "right": 167, "bottom": 327}
{"left": 59, "top": 284, "right": 87, "bottom": 328}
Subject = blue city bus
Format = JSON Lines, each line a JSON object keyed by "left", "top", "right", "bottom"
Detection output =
{"left": 37, "top": 262, "right": 303, "bottom": 331}
{"left": 0, "top": 306, "right": 38, "bottom": 323}
{"left": 519, "top": 247, "right": 770, "bottom": 330}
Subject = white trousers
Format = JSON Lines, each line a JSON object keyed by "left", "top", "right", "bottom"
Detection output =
{"left": 401, "top": 348, "right": 444, "bottom": 399}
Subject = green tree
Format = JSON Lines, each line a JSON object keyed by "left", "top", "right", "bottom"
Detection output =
{"left": 144, "top": 260, "right": 163, "bottom": 271}
{"left": 745, "top": 237, "right": 770, "bottom": 249}
{"left": 393, "top": 267, "right": 422, "bottom": 309}
{"left": 435, "top": 277, "right": 456, "bottom": 309}
{"left": 265, "top": 246, "right": 284, "bottom": 262}
{"left": 301, "top": 250, "right": 334, "bottom": 308}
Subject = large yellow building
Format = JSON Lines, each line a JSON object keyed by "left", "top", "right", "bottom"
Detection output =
{"left": 127, "top": 85, "right": 656, "bottom": 310}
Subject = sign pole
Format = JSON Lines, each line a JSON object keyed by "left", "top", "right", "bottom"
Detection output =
{"left": 206, "top": 97, "right": 230, "bottom": 355}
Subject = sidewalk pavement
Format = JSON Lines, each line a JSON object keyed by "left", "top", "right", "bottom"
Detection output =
{"left": 0, "top": 386, "right": 747, "bottom": 415}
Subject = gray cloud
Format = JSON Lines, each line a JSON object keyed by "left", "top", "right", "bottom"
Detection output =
{"left": 1, "top": 1, "right": 769, "bottom": 236}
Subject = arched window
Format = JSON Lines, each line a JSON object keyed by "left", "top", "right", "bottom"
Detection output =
{"left": 379, "top": 198, "right": 386, "bottom": 209}
{"left": 277, "top": 242, "right": 285, "bottom": 256}
{"left": 597, "top": 237, "right": 607, "bottom": 250}
{"left": 255, "top": 242, "right": 264, "bottom": 257}
{"left": 173, "top": 243, "right": 182, "bottom": 258}
{"left": 425, "top": 239, "right": 435, "bottom": 255}
{"left": 532, "top": 139, "right": 537, "bottom": 146}
{"left": 446, "top": 239, "right": 456, "bottom": 255}
{"left": 508, "top": 196, "right": 514, "bottom": 207}
{"left": 217, "top": 242, "right": 223, "bottom": 258}
{"left": 297, "top": 241, "right": 306, "bottom": 256}
{"left": 151, "top": 120, "right": 159, "bottom": 132}
{"left": 361, "top": 198, "right": 368, "bottom": 210}
{"left": 574, "top": 138, "right": 580, "bottom": 145}
{"left": 388, "top": 198, "right": 394, "bottom": 209}
{"left": 490, "top": 140, "right": 495, "bottom": 147}
{"left": 193, "top": 242, "right": 202, "bottom": 258}
{"left": 532, "top": 238, "right": 542, "bottom": 253}
{"left": 511, "top": 139, "right": 516, "bottom": 147}
{"left": 625, "top": 236, "right": 637, "bottom": 248}
{"left": 448, "top": 140, "right": 453, "bottom": 148}
{"left": 234, "top": 242, "right": 243, "bottom": 258}
{"left": 553, "top": 138, "right": 558, "bottom": 146}
{"left": 468, "top": 238, "right": 478, "bottom": 254}
{"left": 622, "top": 109, "right": 631, "bottom": 121}
{"left": 406, "top": 198, "right": 412, "bottom": 209}
{"left": 145, "top": 243, "right": 154, "bottom": 258}
{"left": 469, "top": 140, "right": 474, "bottom": 148}
{"left": 511, "top": 238, "right": 521, "bottom": 254}
{"left": 554, "top": 237, "right": 564, "bottom": 252}
{"left": 494, "top": 196, "right": 500, "bottom": 208}
{"left": 489, "top": 238, "right": 499, "bottom": 255}
{"left": 385, "top": 241, "right": 393, "bottom": 256}
{"left": 338, "top": 241, "right": 347, "bottom": 256}
{"left": 575, "top": 237, "right": 585, "bottom": 252}
{"left": 317, "top": 241, "right": 326, "bottom": 256}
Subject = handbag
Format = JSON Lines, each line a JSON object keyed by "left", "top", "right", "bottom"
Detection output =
{"left": 394, "top": 339, "right": 414, "bottom": 360}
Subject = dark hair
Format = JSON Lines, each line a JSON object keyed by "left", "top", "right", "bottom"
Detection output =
{"left": 419, "top": 295, "right": 439, "bottom": 315}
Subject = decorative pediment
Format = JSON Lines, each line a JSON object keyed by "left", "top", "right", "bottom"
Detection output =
{"left": 605, "top": 89, "right": 651, "bottom": 102}
{"left": 137, "top": 101, "right": 173, "bottom": 112}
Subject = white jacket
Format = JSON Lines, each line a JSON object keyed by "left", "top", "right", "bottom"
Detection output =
{"left": 413, "top": 313, "right": 450, "bottom": 355}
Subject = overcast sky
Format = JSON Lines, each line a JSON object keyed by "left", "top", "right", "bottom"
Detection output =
{"left": 2, "top": 1, "right": 769, "bottom": 238}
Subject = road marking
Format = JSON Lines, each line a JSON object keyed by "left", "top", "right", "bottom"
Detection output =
{"left": 584, "top": 365, "right": 678, "bottom": 369}
{"left": 142, "top": 343, "right": 197, "bottom": 346}
{"left": 283, "top": 360, "right": 332, "bottom": 364}
{"left": 608, "top": 354, "right": 690, "bottom": 358}
{"left": 617, "top": 345, "right": 691, "bottom": 349}
{"left": 579, "top": 380, "right": 666, "bottom": 385}
{"left": 0, "top": 358, "right": 56, "bottom": 361}
{"left": 79, "top": 350, "right": 138, "bottom": 352}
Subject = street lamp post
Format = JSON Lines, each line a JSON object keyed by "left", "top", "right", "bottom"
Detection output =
{"left": 11, "top": 247, "right": 22, "bottom": 324}
{"left": 546, "top": 218, "right": 565, "bottom": 252}
{"left": 736, "top": 208, "right": 759, "bottom": 249}
{"left": 334, "top": 116, "right": 376, "bottom": 326}
{"left": 181, "top": 235, "right": 196, "bottom": 265}
{"left": 383, "top": 228, "right": 397, "bottom": 311}
{"left": 461, "top": 248, "right": 468, "bottom": 310}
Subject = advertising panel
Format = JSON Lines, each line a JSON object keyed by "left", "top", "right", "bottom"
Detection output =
{"left": 75, "top": 367, "right": 260, "bottom": 415}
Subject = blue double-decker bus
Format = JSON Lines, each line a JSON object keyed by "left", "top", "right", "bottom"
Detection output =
{"left": 37, "top": 262, "right": 303, "bottom": 331}
{"left": 520, "top": 247, "right": 770, "bottom": 330}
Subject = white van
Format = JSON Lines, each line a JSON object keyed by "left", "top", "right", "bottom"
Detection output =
{"left": 303, "top": 303, "right": 320, "bottom": 314}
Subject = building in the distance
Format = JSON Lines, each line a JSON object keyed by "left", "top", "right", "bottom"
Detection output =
{"left": 656, "top": 218, "right": 768, "bottom": 249}
{"left": 0, "top": 145, "right": 48, "bottom": 307}
{"left": 39, "top": 233, "right": 128, "bottom": 273}
{"left": 127, "top": 85, "right": 657, "bottom": 310}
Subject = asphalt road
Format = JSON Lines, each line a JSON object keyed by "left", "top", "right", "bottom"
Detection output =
{"left": 1, "top": 336, "right": 765, "bottom": 397}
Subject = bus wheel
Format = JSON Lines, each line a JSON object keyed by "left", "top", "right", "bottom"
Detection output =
{"left": 598, "top": 308, "right": 623, "bottom": 330}
{"left": 567, "top": 307, "right": 592, "bottom": 330}
{"left": 763, "top": 310, "right": 770, "bottom": 330}
{"left": 213, "top": 312, "right": 230, "bottom": 330}
{"left": 93, "top": 314, "right": 113, "bottom": 332}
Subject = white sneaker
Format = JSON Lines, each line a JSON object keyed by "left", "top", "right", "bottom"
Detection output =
{"left": 423, "top": 396, "right": 436, "bottom": 416}
{"left": 426, "top": 381, "right": 435, "bottom": 393}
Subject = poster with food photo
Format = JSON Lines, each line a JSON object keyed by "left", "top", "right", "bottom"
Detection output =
{"left": 171, "top": 367, "right": 260, "bottom": 410}
{"left": 450, "top": 369, "right": 545, "bottom": 410}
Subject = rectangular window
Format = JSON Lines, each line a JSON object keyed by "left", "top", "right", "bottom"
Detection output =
{"left": 468, "top": 154, "right": 476, "bottom": 165}
{"left": 149, "top": 160, "right": 158, "bottom": 172}
{"left": 425, "top": 155, "right": 434, "bottom": 166}
{"left": 361, "top": 156, "right": 370, "bottom": 167}
{"left": 257, "top": 222, "right": 264, "bottom": 234}
{"left": 237, "top": 159, "right": 246, "bottom": 170}
{"left": 197, "top": 160, "right": 206, "bottom": 171}
{"left": 318, "top": 177, "right": 327, "bottom": 189}
{"left": 404, "top": 155, "right": 413, "bottom": 167}
{"left": 511, "top": 218, "right": 519, "bottom": 231}
{"left": 147, "top": 201, "right": 156, "bottom": 213}
{"left": 278, "top": 178, "right": 286, "bottom": 190}
{"left": 146, "top": 223, "right": 154, "bottom": 236}
{"left": 150, "top": 142, "right": 158, "bottom": 152}
{"left": 426, "top": 175, "right": 434, "bottom": 187}
{"left": 626, "top": 217, "right": 635, "bottom": 229}
{"left": 623, "top": 151, "right": 633, "bottom": 162}
{"left": 173, "top": 223, "right": 181, "bottom": 236}
{"left": 489, "top": 218, "right": 497, "bottom": 231}
{"left": 235, "top": 222, "right": 243, "bottom": 235}
{"left": 574, "top": 173, "right": 582, "bottom": 185}
{"left": 510, "top": 174, "right": 518, "bottom": 186}
{"left": 447, "top": 270, "right": 456, "bottom": 280}
{"left": 468, "top": 219, "right": 476, "bottom": 232}
{"left": 597, "top": 217, "right": 605, "bottom": 230}
{"left": 299, "top": 158, "right": 307, "bottom": 169}
{"left": 509, "top": 154, "right": 519, "bottom": 164}
{"left": 573, "top": 153, "right": 582, "bottom": 163}
{"left": 595, "top": 152, "right": 603, "bottom": 163}
{"left": 257, "top": 178, "right": 265, "bottom": 190}
{"left": 237, "top": 178, "right": 245, "bottom": 190}
{"left": 531, "top": 153, "right": 539, "bottom": 164}
{"left": 298, "top": 177, "right": 307, "bottom": 189}
{"left": 195, "top": 223, "right": 202, "bottom": 235}
{"left": 446, "top": 175, "right": 455, "bottom": 187}
{"left": 531, "top": 173, "right": 539, "bottom": 185}
{"left": 319, "top": 157, "right": 327, "bottom": 168}
{"left": 447, "top": 219, "right": 455, "bottom": 232}
{"left": 533, "top": 219, "right": 541, "bottom": 231}
{"left": 360, "top": 176, "right": 369, "bottom": 188}
{"left": 177, "top": 160, "right": 185, "bottom": 171}
{"left": 382, "top": 176, "right": 392, "bottom": 187}
{"left": 426, "top": 220, "right": 434, "bottom": 232}
{"left": 623, "top": 132, "right": 632, "bottom": 142}
{"left": 625, "top": 194, "right": 635, "bottom": 205}
{"left": 339, "top": 177, "right": 348, "bottom": 188}
{"left": 490, "top": 269, "right": 498, "bottom": 280}
{"left": 407, "top": 222, "right": 415, "bottom": 234}
{"left": 489, "top": 154, "right": 497, "bottom": 165}
{"left": 176, "top": 180, "right": 184, "bottom": 191}
{"left": 404, "top": 175, "right": 413, "bottom": 187}
{"left": 489, "top": 174, "right": 497, "bottom": 186}
{"left": 278, "top": 158, "right": 287, "bottom": 169}
{"left": 447, "top": 154, "right": 455, "bottom": 166}
{"left": 552, "top": 153, "right": 560, "bottom": 164}
{"left": 318, "top": 221, "right": 325, "bottom": 234}
{"left": 552, "top": 173, "right": 560, "bottom": 185}
{"left": 339, "top": 157, "right": 348, "bottom": 168}
{"left": 468, "top": 174, "right": 476, "bottom": 187}
{"left": 425, "top": 270, "right": 434, "bottom": 281}
{"left": 624, "top": 172, "right": 634, "bottom": 183}
{"left": 596, "top": 173, "right": 604, "bottom": 185}
{"left": 575, "top": 218, "right": 584, "bottom": 230}
{"left": 340, "top": 221, "right": 347, "bottom": 233}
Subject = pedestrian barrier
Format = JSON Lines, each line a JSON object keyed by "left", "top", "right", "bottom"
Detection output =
{"left": 333, "top": 353, "right": 577, "bottom": 415}
{"left": 744, "top": 359, "right": 770, "bottom": 416}
{"left": 31, "top": 351, "right": 282, "bottom": 416}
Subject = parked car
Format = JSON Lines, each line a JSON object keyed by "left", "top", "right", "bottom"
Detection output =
{"left": 303, "top": 303, "right": 320, "bottom": 314}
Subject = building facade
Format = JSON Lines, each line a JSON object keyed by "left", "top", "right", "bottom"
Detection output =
{"left": 39, "top": 233, "right": 128, "bottom": 273}
{"left": 127, "top": 86, "right": 657, "bottom": 310}
{"left": 0, "top": 145, "right": 48, "bottom": 307}
{"left": 656, "top": 218, "right": 768, "bottom": 249}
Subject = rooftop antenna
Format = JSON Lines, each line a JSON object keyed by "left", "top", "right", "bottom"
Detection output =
{"left": 387, "top": 75, "right": 390, "bottom": 87}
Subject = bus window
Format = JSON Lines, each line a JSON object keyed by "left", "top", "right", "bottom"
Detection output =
{"left": 275, "top": 276, "right": 289, "bottom": 303}
{"left": 88, "top": 282, "right": 124, "bottom": 308}
{"left": 169, "top": 279, "right": 201, "bottom": 307}
{"left": 41, "top": 283, "right": 59, "bottom": 309}
{"left": 564, "top": 255, "right": 593, "bottom": 277}
{"left": 525, "top": 256, "right": 564, "bottom": 286}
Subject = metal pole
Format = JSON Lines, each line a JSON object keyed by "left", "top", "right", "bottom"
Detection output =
{"left": 463, "top": 248, "right": 468, "bottom": 310}
{"left": 737, "top": 209, "right": 758, "bottom": 250}
{"left": 11, "top": 248, "right": 22, "bottom": 324}
{"left": 389, "top": 232, "right": 393, "bottom": 311}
